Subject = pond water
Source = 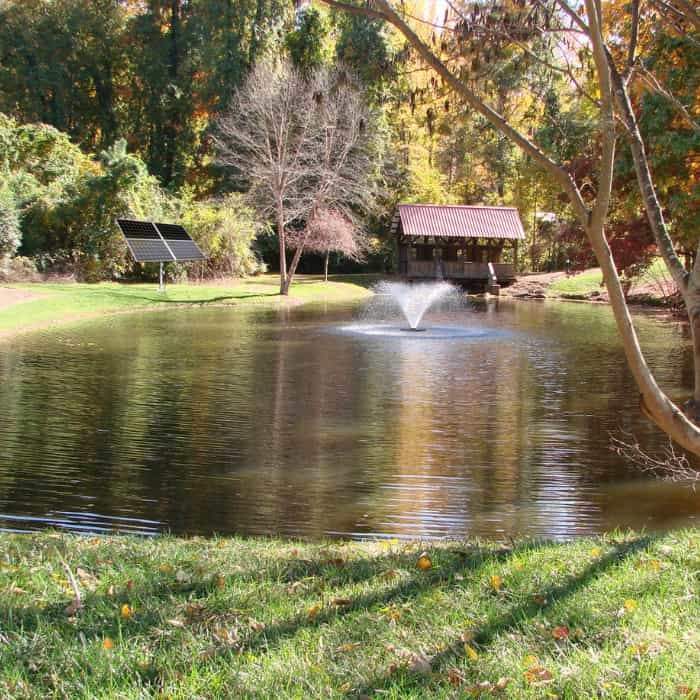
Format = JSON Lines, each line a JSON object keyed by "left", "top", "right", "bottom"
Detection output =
{"left": 0, "top": 297, "right": 698, "bottom": 539}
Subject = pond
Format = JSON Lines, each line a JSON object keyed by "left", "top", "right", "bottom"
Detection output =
{"left": 1, "top": 297, "right": 699, "bottom": 539}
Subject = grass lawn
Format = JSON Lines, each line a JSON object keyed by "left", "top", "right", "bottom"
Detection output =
{"left": 547, "top": 269, "right": 604, "bottom": 297}
{"left": 0, "top": 274, "right": 378, "bottom": 339}
{"left": 547, "top": 259, "right": 673, "bottom": 300}
{"left": 0, "top": 530, "right": 698, "bottom": 698}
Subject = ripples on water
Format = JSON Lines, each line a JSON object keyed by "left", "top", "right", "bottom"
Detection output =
{"left": 0, "top": 298, "right": 698, "bottom": 539}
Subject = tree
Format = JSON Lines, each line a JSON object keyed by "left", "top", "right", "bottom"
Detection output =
{"left": 290, "top": 208, "right": 367, "bottom": 280}
{"left": 322, "top": 0, "right": 700, "bottom": 456}
{"left": 214, "top": 60, "right": 377, "bottom": 295}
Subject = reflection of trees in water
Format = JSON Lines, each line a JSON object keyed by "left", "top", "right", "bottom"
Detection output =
{"left": 0, "top": 302, "right": 697, "bottom": 537}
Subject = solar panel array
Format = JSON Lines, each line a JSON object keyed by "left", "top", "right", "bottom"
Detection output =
{"left": 155, "top": 223, "right": 205, "bottom": 261}
{"left": 117, "top": 219, "right": 205, "bottom": 263}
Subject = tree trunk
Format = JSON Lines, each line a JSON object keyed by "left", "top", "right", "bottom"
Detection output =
{"left": 277, "top": 204, "right": 288, "bottom": 295}
{"left": 283, "top": 242, "right": 306, "bottom": 295}
{"left": 324, "top": 251, "right": 329, "bottom": 281}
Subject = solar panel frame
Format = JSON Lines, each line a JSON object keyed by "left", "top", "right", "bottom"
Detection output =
{"left": 117, "top": 219, "right": 162, "bottom": 240}
{"left": 117, "top": 218, "right": 206, "bottom": 263}
{"left": 155, "top": 222, "right": 191, "bottom": 241}
{"left": 154, "top": 222, "right": 206, "bottom": 261}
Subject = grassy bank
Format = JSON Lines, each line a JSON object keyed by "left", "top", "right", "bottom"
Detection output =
{"left": 0, "top": 530, "right": 697, "bottom": 698}
{"left": 0, "top": 274, "right": 377, "bottom": 340}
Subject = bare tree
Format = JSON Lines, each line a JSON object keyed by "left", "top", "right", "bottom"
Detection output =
{"left": 322, "top": 0, "right": 700, "bottom": 455}
{"left": 214, "top": 60, "right": 377, "bottom": 295}
{"left": 214, "top": 61, "right": 317, "bottom": 295}
{"left": 289, "top": 208, "right": 368, "bottom": 280}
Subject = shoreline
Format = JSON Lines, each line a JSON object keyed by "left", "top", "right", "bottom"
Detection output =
{"left": 0, "top": 276, "right": 375, "bottom": 342}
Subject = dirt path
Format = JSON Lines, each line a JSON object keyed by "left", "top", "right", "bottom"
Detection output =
{"left": 0, "top": 286, "right": 45, "bottom": 310}
{"left": 501, "top": 271, "right": 568, "bottom": 299}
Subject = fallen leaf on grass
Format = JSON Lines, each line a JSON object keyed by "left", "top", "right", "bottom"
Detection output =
{"left": 464, "top": 644, "right": 479, "bottom": 661}
{"left": 524, "top": 667, "right": 553, "bottom": 685}
{"left": 120, "top": 603, "right": 134, "bottom": 619}
{"left": 552, "top": 626, "right": 569, "bottom": 640}
{"left": 102, "top": 637, "right": 114, "bottom": 650}
{"left": 590, "top": 546, "right": 602, "bottom": 557}
{"left": 167, "top": 618, "right": 185, "bottom": 628}
{"left": 416, "top": 553, "right": 432, "bottom": 571}
{"left": 624, "top": 598, "right": 638, "bottom": 612}
{"left": 332, "top": 597, "right": 352, "bottom": 607}
{"left": 307, "top": 603, "right": 322, "bottom": 620}
{"left": 490, "top": 575, "right": 503, "bottom": 592}
{"left": 448, "top": 668, "right": 465, "bottom": 686}
{"left": 407, "top": 652, "right": 432, "bottom": 674}
{"left": 248, "top": 619, "right": 265, "bottom": 632}
{"left": 336, "top": 642, "right": 362, "bottom": 653}
{"left": 532, "top": 594, "right": 547, "bottom": 606}
{"left": 65, "top": 598, "right": 83, "bottom": 617}
{"left": 213, "top": 626, "right": 240, "bottom": 647}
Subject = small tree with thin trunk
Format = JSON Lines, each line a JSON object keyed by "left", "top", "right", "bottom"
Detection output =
{"left": 289, "top": 208, "right": 368, "bottom": 280}
{"left": 214, "top": 60, "right": 377, "bottom": 295}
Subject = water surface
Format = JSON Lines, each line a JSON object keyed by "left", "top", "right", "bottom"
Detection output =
{"left": 0, "top": 298, "right": 698, "bottom": 539}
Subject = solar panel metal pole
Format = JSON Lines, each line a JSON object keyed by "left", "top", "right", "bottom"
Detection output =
{"left": 159, "top": 262, "right": 165, "bottom": 292}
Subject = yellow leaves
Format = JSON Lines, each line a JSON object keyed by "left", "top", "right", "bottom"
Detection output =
{"left": 102, "top": 637, "right": 114, "bottom": 650}
{"left": 120, "top": 603, "right": 134, "bottom": 619}
{"left": 624, "top": 598, "right": 638, "bottom": 612}
{"left": 335, "top": 642, "right": 362, "bottom": 654}
{"left": 416, "top": 553, "right": 432, "bottom": 571}
{"left": 158, "top": 563, "right": 173, "bottom": 574}
{"left": 489, "top": 574, "right": 503, "bottom": 592}
{"left": 590, "top": 546, "right": 602, "bottom": 557}
{"left": 523, "top": 654, "right": 539, "bottom": 668}
{"left": 464, "top": 644, "right": 479, "bottom": 661}
{"left": 307, "top": 603, "right": 322, "bottom": 620}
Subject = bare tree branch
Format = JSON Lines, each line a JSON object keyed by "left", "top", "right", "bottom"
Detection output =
{"left": 610, "top": 430, "right": 700, "bottom": 488}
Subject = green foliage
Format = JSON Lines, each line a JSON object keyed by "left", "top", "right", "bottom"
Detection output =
{"left": 285, "top": 7, "right": 329, "bottom": 72}
{"left": 334, "top": 13, "right": 394, "bottom": 88}
{"left": 178, "top": 192, "right": 266, "bottom": 277}
{"left": 0, "top": 113, "right": 263, "bottom": 280}
{"left": 0, "top": 186, "right": 21, "bottom": 258}
{"left": 0, "top": 0, "right": 292, "bottom": 188}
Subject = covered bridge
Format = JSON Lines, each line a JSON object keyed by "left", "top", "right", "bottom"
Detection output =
{"left": 392, "top": 204, "right": 525, "bottom": 289}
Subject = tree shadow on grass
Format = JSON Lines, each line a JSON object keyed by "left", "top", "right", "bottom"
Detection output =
{"left": 351, "top": 535, "right": 655, "bottom": 698}
{"left": 0, "top": 541, "right": 521, "bottom": 680}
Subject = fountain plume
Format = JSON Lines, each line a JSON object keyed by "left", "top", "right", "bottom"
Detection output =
{"left": 372, "top": 281, "right": 458, "bottom": 330}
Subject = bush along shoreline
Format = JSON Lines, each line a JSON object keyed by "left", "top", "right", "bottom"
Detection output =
{"left": 0, "top": 529, "right": 697, "bottom": 698}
